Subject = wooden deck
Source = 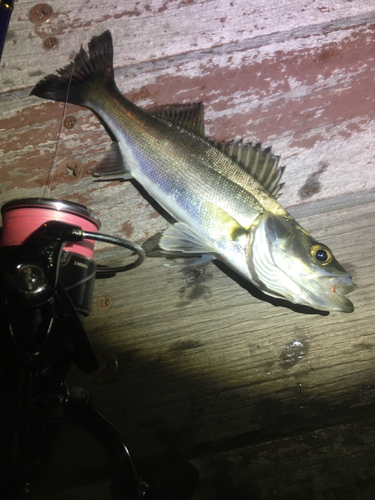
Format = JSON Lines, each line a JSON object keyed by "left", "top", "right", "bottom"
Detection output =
{"left": 1, "top": 1, "right": 375, "bottom": 498}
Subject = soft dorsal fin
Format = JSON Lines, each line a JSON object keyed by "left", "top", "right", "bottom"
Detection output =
{"left": 91, "top": 101, "right": 285, "bottom": 195}
{"left": 213, "top": 140, "right": 285, "bottom": 199}
{"left": 151, "top": 102, "right": 205, "bottom": 137}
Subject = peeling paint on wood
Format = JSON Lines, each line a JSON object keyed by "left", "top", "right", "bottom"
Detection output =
{"left": 1, "top": 2, "right": 375, "bottom": 498}
{"left": 2, "top": 1, "right": 375, "bottom": 90}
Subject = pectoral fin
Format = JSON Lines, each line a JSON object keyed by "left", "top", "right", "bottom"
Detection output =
{"left": 200, "top": 202, "right": 248, "bottom": 241}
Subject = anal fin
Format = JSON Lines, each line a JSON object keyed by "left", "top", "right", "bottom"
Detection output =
{"left": 91, "top": 142, "right": 133, "bottom": 181}
{"left": 164, "top": 254, "right": 215, "bottom": 267}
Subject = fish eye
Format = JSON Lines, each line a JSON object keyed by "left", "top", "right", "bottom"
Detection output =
{"left": 311, "top": 244, "right": 332, "bottom": 266}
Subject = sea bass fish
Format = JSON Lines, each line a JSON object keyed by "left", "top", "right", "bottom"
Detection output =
{"left": 31, "top": 30, "right": 356, "bottom": 312}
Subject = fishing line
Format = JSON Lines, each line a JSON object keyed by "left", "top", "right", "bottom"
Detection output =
{"left": 43, "top": 60, "right": 75, "bottom": 198}
{"left": 82, "top": 231, "right": 146, "bottom": 274}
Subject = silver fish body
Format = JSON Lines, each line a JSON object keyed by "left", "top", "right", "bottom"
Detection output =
{"left": 31, "top": 31, "right": 356, "bottom": 312}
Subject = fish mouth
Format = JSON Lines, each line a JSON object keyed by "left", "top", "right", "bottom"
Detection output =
{"left": 313, "top": 275, "right": 357, "bottom": 313}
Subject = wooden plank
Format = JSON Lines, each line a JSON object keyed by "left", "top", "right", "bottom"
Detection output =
{"left": 192, "top": 418, "right": 375, "bottom": 499}
{"left": 26, "top": 201, "right": 375, "bottom": 499}
{"left": 1, "top": 11, "right": 375, "bottom": 241}
{"left": 27, "top": 417, "right": 375, "bottom": 499}
{"left": 2, "top": 0, "right": 375, "bottom": 92}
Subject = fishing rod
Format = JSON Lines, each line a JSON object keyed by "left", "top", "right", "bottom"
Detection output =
{"left": 0, "top": 0, "right": 13, "bottom": 62}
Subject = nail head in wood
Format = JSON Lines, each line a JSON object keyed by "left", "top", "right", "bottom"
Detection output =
{"left": 63, "top": 115, "right": 77, "bottom": 129}
{"left": 43, "top": 37, "right": 58, "bottom": 50}
{"left": 30, "top": 4, "right": 52, "bottom": 25}
{"left": 96, "top": 296, "right": 112, "bottom": 311}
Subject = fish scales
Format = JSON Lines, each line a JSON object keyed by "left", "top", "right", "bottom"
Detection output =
{"left": 85, "top": 81, "right": 272, "bottom": 229}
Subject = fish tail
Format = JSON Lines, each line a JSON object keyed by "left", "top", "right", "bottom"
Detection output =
{"left": 30, "top": 30, "right": 115, "bottom": 106}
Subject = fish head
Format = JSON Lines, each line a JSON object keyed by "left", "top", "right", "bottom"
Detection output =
{"left": 246, "top": 212, "right": 356, "bottom": 312}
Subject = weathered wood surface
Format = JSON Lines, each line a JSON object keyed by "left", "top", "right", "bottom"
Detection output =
{"left": 2, "top": 0, "right": 375, "bottom": 92}
{"left": 1, "top": 0, "right": 375, "bottom": 498}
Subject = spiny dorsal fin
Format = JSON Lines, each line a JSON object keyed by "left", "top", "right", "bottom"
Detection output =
{"left": 151, "top": 102, "right": 285, "bottom": 197}
{"left": 213, "top": 139, "right": 285, "bottom": 199}
{"left": 151, "top": 102, "right": 205, "bottom": 137}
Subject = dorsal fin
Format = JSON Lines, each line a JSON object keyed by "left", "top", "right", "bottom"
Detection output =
{"left": 213, "top": 139, "right": 285, "bottom": 198}
{"left": 151, "top": 102, "right": 205, "bottom": 137}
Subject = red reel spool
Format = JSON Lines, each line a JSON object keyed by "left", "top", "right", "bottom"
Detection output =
{"left": 0, "top": 198, "right": 145, "bottom": 316}
{"left": 0, "top": 198, "right": 102, "bottom": 316}
{"left": 0, "top": 198, "right": 101, "bottom": 258}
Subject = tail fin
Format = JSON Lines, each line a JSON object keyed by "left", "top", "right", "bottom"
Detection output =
{"left": 30, "top": 30, "right": 115, "bottom": 106}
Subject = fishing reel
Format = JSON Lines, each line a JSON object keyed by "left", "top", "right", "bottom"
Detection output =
{"left": 0, "top": 198, "right": 150, "bottom": 497}
{"left": 0, "top": 198, "right": 198, "bottom": 499}
{"left": 0, "top": 197, "right": 145, "bottom": 309}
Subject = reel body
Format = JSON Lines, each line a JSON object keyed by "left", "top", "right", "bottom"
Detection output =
{"left": 0, "top": 198, "right": 148, "bottom": 498}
